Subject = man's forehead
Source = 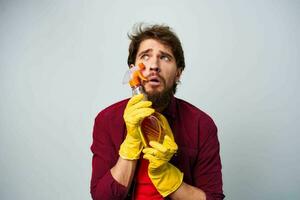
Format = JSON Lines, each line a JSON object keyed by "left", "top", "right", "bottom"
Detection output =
{"left": 137, "top": 39, "right": 173, "bottom": 54}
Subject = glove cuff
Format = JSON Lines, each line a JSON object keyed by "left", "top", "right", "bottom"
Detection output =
{"left": 119, "top": 135, "right": 143, "bottom": 160}
{"left": 150, "top": 164, "right": 184, "bottom": 197}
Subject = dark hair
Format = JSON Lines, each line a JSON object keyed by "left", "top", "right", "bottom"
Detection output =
{"left": 127, "top": 23, "right": 185, "bottom": 71}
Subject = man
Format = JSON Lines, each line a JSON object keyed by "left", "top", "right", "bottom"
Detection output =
{"left": 90, "top": 24, "right": 225, "bottom": 200}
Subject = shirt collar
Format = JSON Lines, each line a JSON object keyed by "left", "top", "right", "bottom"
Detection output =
{"left": 162, "top": 95, "right": 177, "bottom": 120}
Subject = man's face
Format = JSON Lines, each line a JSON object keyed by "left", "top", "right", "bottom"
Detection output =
{"left": 134, "top": 39, "right": 182, "bottom": 97}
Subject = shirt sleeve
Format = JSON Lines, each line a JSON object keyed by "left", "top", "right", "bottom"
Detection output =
{"left": 90, "top": 112, "right": 128, "bottom": 200}
{"left": 193, "top": 117, "right": 225, "bottom": 200}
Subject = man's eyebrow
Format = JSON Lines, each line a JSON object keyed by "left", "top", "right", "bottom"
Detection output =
{"left": 137, "top": 49, "right": 152, "bottom": 57}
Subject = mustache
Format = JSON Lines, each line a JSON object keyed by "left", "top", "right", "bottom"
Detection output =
{"left": 145, "top": 73, "right": 164, "bottom": 82}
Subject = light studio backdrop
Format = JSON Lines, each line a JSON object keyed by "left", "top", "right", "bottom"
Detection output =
{"left": 1, "top": 1, "right": 299, "bottom": 199}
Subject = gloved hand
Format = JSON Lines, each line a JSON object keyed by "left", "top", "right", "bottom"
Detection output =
{"left": 142, "top": 114, "right": 184, "bottom": 197}
{"left": 119, "top": 94, "right": 155, "bottom": 160}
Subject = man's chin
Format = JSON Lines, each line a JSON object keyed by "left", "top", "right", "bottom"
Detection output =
{"left": 144, "top": 87, "right": 174, "bottom": 111}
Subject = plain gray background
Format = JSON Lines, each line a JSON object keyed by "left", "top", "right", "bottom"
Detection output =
{"left": 1, "top": 1, "right": 299, "bottom": 199}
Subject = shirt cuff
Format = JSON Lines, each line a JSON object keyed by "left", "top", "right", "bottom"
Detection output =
{"left": 94, "top": 170, "right": 128, "bottom": 199}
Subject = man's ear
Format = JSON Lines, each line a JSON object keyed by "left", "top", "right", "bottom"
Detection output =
{"left": 129, "top": 64, "right": 135, "bottom": 69}
{"left": 175, "top": 67, "right": 183, "bottom": 82}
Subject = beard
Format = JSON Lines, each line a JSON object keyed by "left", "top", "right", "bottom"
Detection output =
{"left": 142, "top": 80, "right": 175, "bottom": 111}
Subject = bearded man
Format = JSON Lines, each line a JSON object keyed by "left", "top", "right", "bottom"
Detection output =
{"left": 90, "top": 24, "right": 225, "bottom": 200}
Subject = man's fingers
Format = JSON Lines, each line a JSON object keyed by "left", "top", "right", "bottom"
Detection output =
{"left": 124, "top": 107, "right": 155, "bottom": 125}
{"left": 163, "top": 135, "right": 178, "bottom": 152}
{"left": 126, "top": 100, "right": 153, "bottom": 114}
{"left": 130, "top": 108, "right": 155, "bottom": 120}
{"left": 127, "top": 94, "right": 144, "bottom": 107}
{"left": 149, "top": 141, "right": 167, "bottom": 153}
{"left": 143, "top": 149, "right": 168, "bottom": 169}
{"left": 143, "top": 153, "right": 156, "bottom": 161}
{"left": 143, "top": 147, "right": 157, "bottom": 155}
{"left": 143, "top": 147, "right": 165, "bottom": 158}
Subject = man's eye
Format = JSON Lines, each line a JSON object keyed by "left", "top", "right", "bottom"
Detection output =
{"left": 161, "top": 55, "right": 170, "bottom": 61}
{"left": 141, "top": 54, "right": 149, "bottom": 60}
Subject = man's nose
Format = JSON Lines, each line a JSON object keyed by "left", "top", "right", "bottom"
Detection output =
{"left": 149, "top": 59, "right": 160, "bottom": 72}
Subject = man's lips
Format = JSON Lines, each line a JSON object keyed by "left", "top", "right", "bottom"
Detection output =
{"left": 146, "top": 75, "right": 161, "bottom": 86}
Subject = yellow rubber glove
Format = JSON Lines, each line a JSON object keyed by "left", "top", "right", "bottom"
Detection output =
{"left": 142, "top": 114, "right": 184, "bottom": 197}
{"left": 119, "top": 94, "right": 155, "bottom": 160}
